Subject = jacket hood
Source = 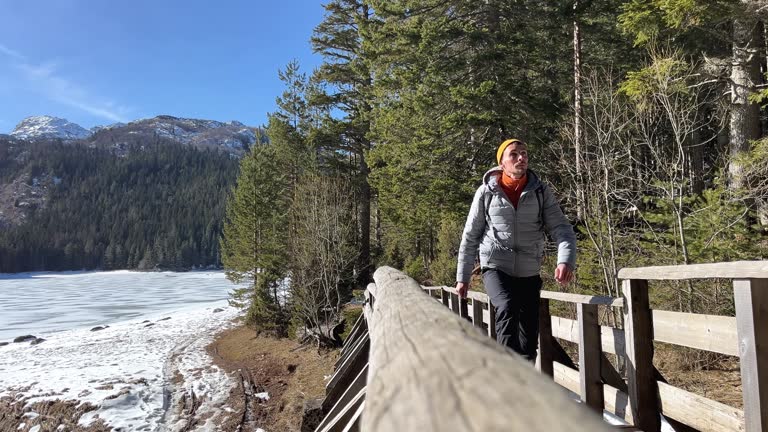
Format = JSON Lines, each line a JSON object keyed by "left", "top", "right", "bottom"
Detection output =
{"left": 482, "top": 167, "right": 542, "bottom": 192}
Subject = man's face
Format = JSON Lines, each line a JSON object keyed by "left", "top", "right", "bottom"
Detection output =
{"left": 501, "top": 142, "right": 528, "bottom": 178}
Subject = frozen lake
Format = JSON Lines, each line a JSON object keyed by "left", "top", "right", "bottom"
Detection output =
{"left": 0, "top": 270, "right": 235, "bottom": 341}
{"left": 0, "top": 270, "right": 245, "bottom": 431}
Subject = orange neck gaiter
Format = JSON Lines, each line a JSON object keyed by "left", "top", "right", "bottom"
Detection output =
{"left": 499, "top": 172, "right": 527, "bottom": 209}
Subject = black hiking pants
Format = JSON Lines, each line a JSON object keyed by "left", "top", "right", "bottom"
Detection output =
{"left": 482, "top": 269, "right": 542, "bottom": 362}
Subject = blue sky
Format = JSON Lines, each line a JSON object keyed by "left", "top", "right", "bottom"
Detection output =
{"left": 0, "top": 1, "right": 326, "bottom": 132}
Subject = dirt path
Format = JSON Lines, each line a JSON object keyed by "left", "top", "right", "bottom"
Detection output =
{"left": 205, "top": 326, "right": 338, "bottom": 432}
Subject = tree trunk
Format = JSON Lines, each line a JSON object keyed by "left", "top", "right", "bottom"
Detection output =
{"left": 728, "top": 10, "right": 763, "bottom": 190}
{"left": 357, "top": 150, "right": 372, "bottom": 286}
{"left": 574, "top": 0, "right": 585, "bottom": 221}
{"left": 689, "top": 129, "right": 704, "bottom": 195}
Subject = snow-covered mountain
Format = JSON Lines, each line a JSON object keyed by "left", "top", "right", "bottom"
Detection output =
{"left": 90, "top": 115, "right": 260, "bottom": 152}
{"left": 8, "top": 115, "right": 262, "bottom": 155}
{"left": 11, "top": 116, "right": 92, "bottom": 141}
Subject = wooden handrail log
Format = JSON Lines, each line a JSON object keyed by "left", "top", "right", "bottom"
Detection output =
{"left": 363, "top": 267, "right": 612, "bottom": 432}
{"left": 367, "top": 282, "right": 378, "bottom": 298}
{"left": 618, "top": 260, "right": 768, "bottom": 280}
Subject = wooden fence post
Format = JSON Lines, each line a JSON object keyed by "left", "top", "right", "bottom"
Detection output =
{"left": 450, "top": 293, "right": 460, "bottom": 315}
{"left": 459, "top": 297, "right": 470, "bottom": 321}
{"left": 538, "top": 298, "right": 554, "bottom": 377}
{"left": 472, "top": 299, "right": 485, "bottom": 332}
{"left": 578, "top": 303, "right": 604, "bottom": 413}
{"left": 734, "top": 278, "right": 768, "bottom": 432}
{"left": 441, "top": 289, "right": 450, "bottom": 308}
{"left": 488, "top": 302, "right": 497, "bottom": 339}
{"left": 623, "top": 279, "right": 660, "bottom": 432}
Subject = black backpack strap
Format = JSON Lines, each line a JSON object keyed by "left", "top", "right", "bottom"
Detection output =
{"left": 536, "top": 184, "right": 545, "bottom": 229}
{"left": 484, "top": 189, "right": 493, "bottom": 223}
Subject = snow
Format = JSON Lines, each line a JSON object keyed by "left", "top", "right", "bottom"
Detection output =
{"left": 0, "top": 270, "right": 248, "bottom": 431}
{"left": 0, "top": 302, "right": 240, "bottom": 431}
{"left": 0, "top": 270, "right": 235, "bottom": 340}
{"left": 10, "top": 116, "right": 91, "bottom": 140}
{"left": 90, "top": 122, "right": 125, "bottom": 133}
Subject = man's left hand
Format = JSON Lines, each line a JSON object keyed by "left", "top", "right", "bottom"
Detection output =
{"left": 554, "top": 263, "right": 573, "bottom": 286}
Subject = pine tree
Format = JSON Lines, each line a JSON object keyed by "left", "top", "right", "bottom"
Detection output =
{"left": 618, "top": 0, "right": 764, "bottom": 192}
{"left": 311, "top": 0, "right": 375, "bottom": 285}
{"left": 220, "top": 144, "right": 289, "bottom": 333}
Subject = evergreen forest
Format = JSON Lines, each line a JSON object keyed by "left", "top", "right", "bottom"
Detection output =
{"left": 220, "top": 0, "right": 768, "bottom": 344}
{"left": 0, "top": 137, "right": 238, "bottom": 272}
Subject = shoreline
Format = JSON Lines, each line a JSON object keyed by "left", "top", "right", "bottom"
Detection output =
{"left": 0, "top": 270, "right": 237, "bottom": 342}
{"left": 0, "top": 268, "right": 225, "bottom": 280}
{"left": 0, "top": 302, "right": 240, "bottom": 431}
{"left": 0, "top": 309, "right": 336, "bottom": 432}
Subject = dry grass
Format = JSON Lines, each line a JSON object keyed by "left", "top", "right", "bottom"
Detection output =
{"left": 0, "top": 396, "right": 112, "bottom": 432}
{"left": 207, "top": 325, "right": 338, "bottom": 432}
{"left": 654, "top": 344, "right": 743, "bottom": 408}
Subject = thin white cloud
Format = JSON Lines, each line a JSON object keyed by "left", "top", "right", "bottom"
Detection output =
{"left": 2, "top": 43, "right": 130, "bottom": 123}
{"left": 0, "top": 43, "right": 25, "bottom": 61}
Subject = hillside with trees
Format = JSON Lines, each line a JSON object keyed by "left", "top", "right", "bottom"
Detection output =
{"left": 0, "top": 137, "right": 239, "bottom": 272}
{"left": 222, "top": 0, "right": 768, "bottom": 353}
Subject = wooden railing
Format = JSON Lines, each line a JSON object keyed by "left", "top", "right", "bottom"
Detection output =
{"left": 316, "top": 261, "right": 768, "bottom": 432}
{"left": 316, "top": 267, "right": 613, "bottom": 432}
{"left": 617, "top": 262, "right": 767, "bottom": 432}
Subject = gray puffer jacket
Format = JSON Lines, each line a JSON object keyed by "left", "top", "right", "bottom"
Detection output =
{"left": 456, "top": 167, "right": 576, "bottom": 283}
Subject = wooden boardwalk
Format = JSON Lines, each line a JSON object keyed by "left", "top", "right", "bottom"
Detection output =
{"left": 315, "top": 262, "right": 768, "bottom": 432}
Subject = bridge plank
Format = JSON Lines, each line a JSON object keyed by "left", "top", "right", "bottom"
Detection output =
{"left": 553, "top": 362, "right": 634, "bottom": 424}
{"left": 604, "top": 383, "right": 634, "bottom": 424}
{"left": 541, "top": 291, "right": 623, "bottom": 307}
{"left": 339, "top": 313, "right": 367, "bottom": 362}
{"left": 551, "top": 316, "right": 626, "bottom": 356}
{"left": 657, "top": 380, "right": 744, "bottom": 432}
{"left": 426, "top": 285, "right": 489, "bottom": 303}
{"left": 324, "top": 333, "right": 369, "bottom": 413}
{"left": 618, "top": 261, "right": 768, "bottom": 280}
{"left": 317, "top": 365, "right": 368, "bottom": 432}
{"left": 340, "top": 400, "right": 364, "bottom": 432}
{"left": 553, "top": 361, "right": 580, "bottom": 394}
{"left": 364, "top": 267, "right": 613, "bottom": 432}
{"left": 652, "top": 310, "right": 738, "bottom": 356}
{"left": 318, "top": 387, "right": 366, "bottom": 432}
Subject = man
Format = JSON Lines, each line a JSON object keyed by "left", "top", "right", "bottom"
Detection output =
{"left": 456, "top": 138, "right": 576, "bottom": 361}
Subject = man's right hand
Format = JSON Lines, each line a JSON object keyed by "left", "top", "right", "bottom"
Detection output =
{"left": 456, "top": 281, "right": 468, "bottom": 299}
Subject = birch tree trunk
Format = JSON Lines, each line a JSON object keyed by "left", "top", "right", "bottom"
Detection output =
{"left": 574, "top": 0, "right": 585, "bottom": 221}
{"left": 728, "top": 5, "right": 763, "bottom": 191}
